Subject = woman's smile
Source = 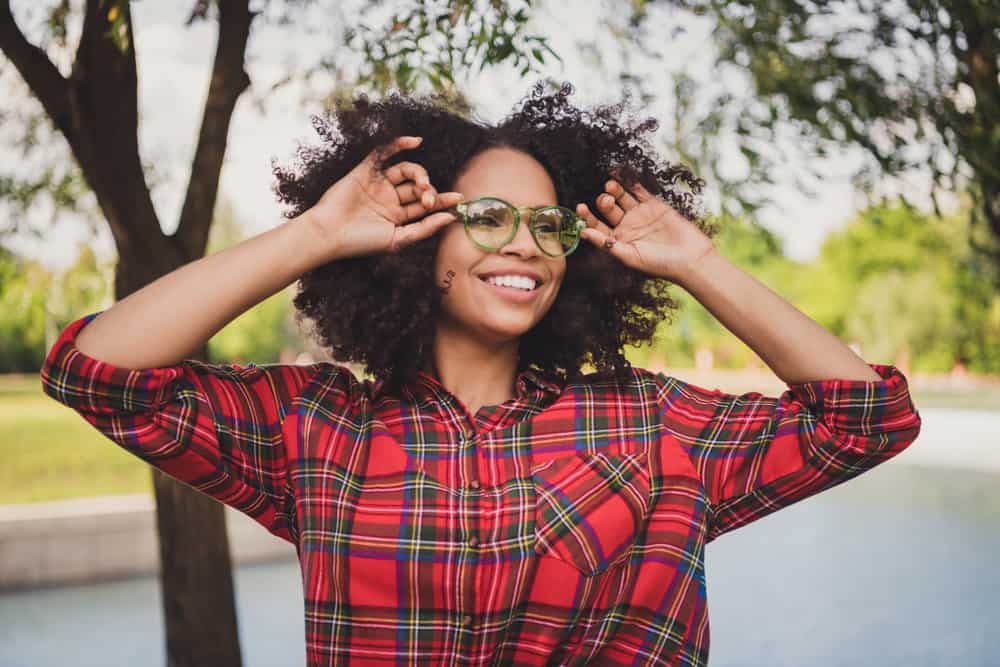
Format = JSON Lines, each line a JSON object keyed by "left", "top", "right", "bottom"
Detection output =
{"left": 477, "top": 274, "right": 544, "bottom": 303}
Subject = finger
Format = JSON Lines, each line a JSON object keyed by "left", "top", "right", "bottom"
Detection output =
{"left": 383, "top": 161, "right": 430, "bottom": 188}
{"left": 389, "top": 209, "right": 458, "bottom": 251}
{"left": 575, "top": 202, "right": 613, "bottom": 237}
{"left": 596, "top": 192, "right": 625, "bottom": 226}
{"left": 395, "top": 182, "right": 435, "bottom": 206}
{"left": 580, "top": 226, "right": 629, "bottom": 262}
{"left": 631, "top": 181, "right": 655, "bottom": 203}
{"left": 365, "top": 135, "right": 422, "bottom": 166}
{"left": 606, "top": 179, "right": 639, "bottom": 211}
{"left": 400, "top": 190, "right": 463, "bottom": 223}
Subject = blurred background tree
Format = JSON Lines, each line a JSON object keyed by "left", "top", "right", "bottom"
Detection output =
{"left": 204, "top": 198, "right": 303, "bottom": 365}
{"left": 0, "top": 246, "right": 47, "bottom": 372}
{"left": 802, "top": 202, "right": 1000, "bottom": 374}
{"left": 626, "top": 0, "right": 1000, "bottom": 281}
{"left": 1, "top": 242, "right": 111, "bottom": 372}
{"left": 625, "top": 199, "right": 1000, "bottom": 375}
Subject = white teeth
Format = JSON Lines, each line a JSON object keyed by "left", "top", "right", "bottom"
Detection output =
{"left": 485, "top": 275, "right": 537, "bottom": 291}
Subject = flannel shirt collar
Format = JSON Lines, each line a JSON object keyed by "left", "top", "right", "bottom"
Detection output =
{"left": 372, "top": 367, "right": 564, "bottom": 410}
{"left": 416, "top": 367, "right": 563, "bottom": 406}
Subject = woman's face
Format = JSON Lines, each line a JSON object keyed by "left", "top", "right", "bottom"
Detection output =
{"left": 434, "top": 146, "right": 567, "bottom": 344}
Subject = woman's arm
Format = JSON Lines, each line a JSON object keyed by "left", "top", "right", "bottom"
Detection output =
{"left": 42, "top": 213, "right": 337, "bottom": 539}
{"left": 576, "top": 176, "right": 881, "bottom": 383}
{"left": 675, "top": 246, "right": 881, "bottom": 384}
{"left": 75, "top": 134, "right": 459, "bottom": 370}
{"left": 74, "top": 216, "right": 328, "bottom": 370}
{"left": 577, "top": 175, "right": 921, "bottom": 541}
{"left": 649, "top": 251, "right": 919, "bottom": 541}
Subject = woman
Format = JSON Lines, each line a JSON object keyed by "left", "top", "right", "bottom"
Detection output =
{"left": 41, "top": 82, "right": 922, "bottom": 666}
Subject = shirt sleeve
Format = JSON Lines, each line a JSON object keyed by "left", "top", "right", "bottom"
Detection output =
{"left": 39, "top": 310, "right": 330, "bottom": 544}
{"left": 654, "top": 363, "right": 922, "bottom": 542}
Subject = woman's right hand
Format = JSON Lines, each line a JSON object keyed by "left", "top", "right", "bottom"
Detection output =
{"left": 298, "top": 135, "right": 463, "bottom": 261}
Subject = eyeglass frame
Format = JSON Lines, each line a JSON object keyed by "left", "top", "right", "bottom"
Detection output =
{"left": 450, "top": 196, "right": 587, "bottom": 258}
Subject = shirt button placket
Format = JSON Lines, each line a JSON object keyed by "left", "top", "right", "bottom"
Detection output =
{"left": 460, "top": 431, "right": 480, "bottom": 639}
{"left": 461, "top": 431, "right": 476, "bottom": 450}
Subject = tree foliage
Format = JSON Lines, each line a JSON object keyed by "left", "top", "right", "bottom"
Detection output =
{"left": 804, "top": 201, "right": 1000, "bottom": 372}
{"left": 608, "top": 1, "right": 1000, "bottom": 278}
{"left": 628, "top": 201, "right": 1000, "bottom": 374}
{"left": 0, "top": 243, "right": 111, "bottom": 372}
{"left": 203, "top": 200, "right": 302, "bottom": 364}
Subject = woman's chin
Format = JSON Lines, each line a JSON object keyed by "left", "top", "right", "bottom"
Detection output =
{"left": 475, "top": 316, "right": 538, "bottom": 344}
{"left": 439, "top": 303, "right": 545, "bottom": 345}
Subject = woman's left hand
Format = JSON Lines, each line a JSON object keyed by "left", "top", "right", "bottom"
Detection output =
{"left": 576, "top": 177, "right": 717, "bottom": 284}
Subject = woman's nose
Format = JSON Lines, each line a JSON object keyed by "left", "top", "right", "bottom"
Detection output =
{"left": 499, "top": 211, "right": 540, "bottom": 256}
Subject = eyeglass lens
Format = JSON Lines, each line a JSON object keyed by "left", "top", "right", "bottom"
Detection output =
{"left": 464, "top": 199, "right": 578, "bottom": 255}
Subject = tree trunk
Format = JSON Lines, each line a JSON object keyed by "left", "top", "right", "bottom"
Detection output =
{"left": 115, "top": 234, "right": 243, "bottom": 667}
{"left": 60, "top": 2, "right": 252, "bottom": 662}
{"left": 152, "top": 468, "right": 242, "bottom": 667}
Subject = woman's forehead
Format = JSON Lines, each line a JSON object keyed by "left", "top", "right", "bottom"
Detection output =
{"left": 455, "top": 147, "right": 557, "bottom": 203}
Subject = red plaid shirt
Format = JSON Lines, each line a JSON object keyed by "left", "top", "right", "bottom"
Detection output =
{"left": 42, "top": 312, "right": 922, "bottom": 666}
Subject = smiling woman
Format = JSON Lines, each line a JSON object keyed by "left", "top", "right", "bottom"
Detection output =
{"left": 278, "top": 81, "right": 712, "bottom": 398}
{"left": 41, "top": 80, "right": 922, "bottom": 666}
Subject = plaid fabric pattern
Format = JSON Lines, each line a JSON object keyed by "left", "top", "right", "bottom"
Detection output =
{"left": 41, "top": 311, "right": 922, "bottom": 666}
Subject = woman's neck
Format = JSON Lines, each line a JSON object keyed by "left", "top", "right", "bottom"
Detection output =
{"left": 428, "top": 321, "right": 519, "bottom": 417}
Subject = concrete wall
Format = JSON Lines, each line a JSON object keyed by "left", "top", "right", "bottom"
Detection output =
{"left": 0, "top": 494, "right": 297, "bottom": 591}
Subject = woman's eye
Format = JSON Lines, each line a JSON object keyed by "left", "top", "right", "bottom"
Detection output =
{"left": 533, "top": 218, "right": 561, "bottom": 234}
{"left": 471, "top": 216, "right": 503, "bottom": 227}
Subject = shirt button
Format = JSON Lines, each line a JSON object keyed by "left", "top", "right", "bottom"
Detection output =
{"left": 468, "top": 480, "right": 481, "bottom": 491}
{"left": 462, "top": 614, "right": 473, "bottom": 627}
{"left": 468, "top": 535, "right": 479, "bottom": 547}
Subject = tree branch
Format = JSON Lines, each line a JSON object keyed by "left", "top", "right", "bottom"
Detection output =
{"left": 186, "top": 0, "right": 211, "bottom": 25}
{"left": 67, "top": 0, "right": 177, "bottom": 269}
{"left": 175, "top": 0, "right": 254, "bottom": 258}
{"left": 0, "top": 1, "right": 74, "bottom": 143}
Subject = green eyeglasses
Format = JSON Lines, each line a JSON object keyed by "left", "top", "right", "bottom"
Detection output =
{"left": 451, "top": 196, "right": 587, "bottom": 257}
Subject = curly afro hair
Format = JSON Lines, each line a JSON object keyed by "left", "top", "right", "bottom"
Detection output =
{"left": 272, "top": 80, "right": 718, "bottom": 392}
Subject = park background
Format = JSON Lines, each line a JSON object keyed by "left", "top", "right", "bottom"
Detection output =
{"left": 1, "top": 1, "right": 998, "bottom": 666}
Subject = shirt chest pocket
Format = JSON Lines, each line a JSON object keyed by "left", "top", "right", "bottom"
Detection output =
{"left": 530, "top": 451, "right": 651, "bottom": 577}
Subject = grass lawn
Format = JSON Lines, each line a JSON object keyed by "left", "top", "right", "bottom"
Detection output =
{"left": 0, "top": 374, "right": 153, "bottom": 505}
{"left": 2, "top": 370, "right": 997, "bottom": 506}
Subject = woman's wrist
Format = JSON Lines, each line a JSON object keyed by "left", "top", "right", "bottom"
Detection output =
{"left": 672, "top": 241, "right": 719, "bottom": 288}
{"left": 288, "top": 207, "right": 342, "bottom": 271}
